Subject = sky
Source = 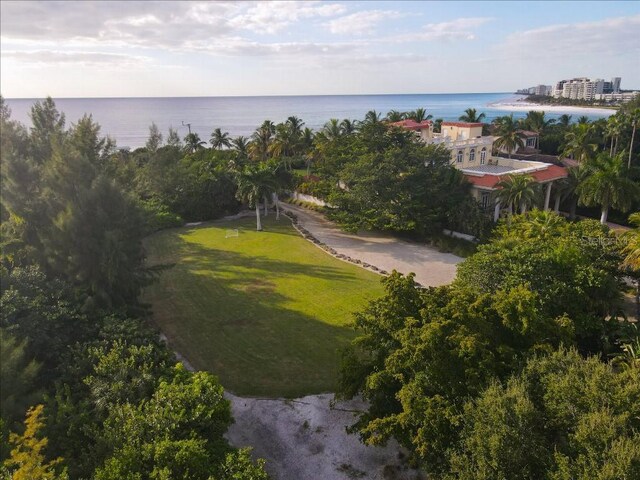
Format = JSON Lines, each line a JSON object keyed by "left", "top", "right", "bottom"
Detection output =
{"left": 1, "top": 1, "right": 639, "bottom": 98}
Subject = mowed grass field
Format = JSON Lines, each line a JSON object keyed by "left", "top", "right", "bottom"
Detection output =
{"left": 142, "top": 216, "right": 384, "bottom": 397}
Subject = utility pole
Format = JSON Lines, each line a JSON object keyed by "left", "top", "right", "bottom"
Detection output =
{"left": 182, "top": 121, "right": 192, "bottom": 135}
{"left": 629, "top": 115, "right": 637, "bottom": 169}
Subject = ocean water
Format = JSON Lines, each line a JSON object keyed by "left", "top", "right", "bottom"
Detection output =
{"left": 4, "top": 93, "right": 613, "bottom": 150}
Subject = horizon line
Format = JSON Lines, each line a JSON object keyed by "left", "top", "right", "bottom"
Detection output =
{"left": 3, "top": 91, "right": 513, "bottom": 101}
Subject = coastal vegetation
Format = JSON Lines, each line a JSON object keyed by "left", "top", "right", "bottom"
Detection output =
{"left": 525, "top": 93, "right": 624, "bottom": 108}
{"left": 339, "top": 211, "right": 640, "bottom": 479}
{"left": 0, "top": 97, "right": 269, "bottom": 478}
{"left": 486, "top": 98, "right": 640, "bottom": 225}
{"left": 1, "top": 95, "right": 638, "bottom": 479}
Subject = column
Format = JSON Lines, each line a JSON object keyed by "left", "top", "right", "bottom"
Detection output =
{"left": 494, "top": 200, "right": 501, "bottom": 222}
{"left": 554, "top": 192, "right": 561, "bottom": 213}
{"left": 544, "top": 182, "right": 552, "bottom": 210}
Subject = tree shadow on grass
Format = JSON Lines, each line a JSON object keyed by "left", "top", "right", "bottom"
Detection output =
{"left": 144, "top": 228, "right": 380, "bottom": 398}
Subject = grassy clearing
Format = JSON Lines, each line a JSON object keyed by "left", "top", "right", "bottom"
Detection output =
{"left": 142, "top": 215, "right": 384, "bottom": 397}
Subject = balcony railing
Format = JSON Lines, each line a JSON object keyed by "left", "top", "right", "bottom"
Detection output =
{"left": 425, "top": 136, "right": 494, "bottom": 148}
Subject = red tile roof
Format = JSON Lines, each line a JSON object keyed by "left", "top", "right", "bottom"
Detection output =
{"left": 532, "top": 164, "right": 567, "bottom": 182}
{"left": 466, "top": 175, "right": 501, "bottom": 188}
{"left": 464, "top": 164, "right": 568, "bottom": 190}
{"left": 388, "top": 119, "right": 432, "bottom": 130}
{"left": 442, "top": 121, "right": 484, "bottom": 127}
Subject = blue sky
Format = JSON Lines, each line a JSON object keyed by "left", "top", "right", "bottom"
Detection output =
{"left": 1, "top": 1, "right": 639, "bottom": 98}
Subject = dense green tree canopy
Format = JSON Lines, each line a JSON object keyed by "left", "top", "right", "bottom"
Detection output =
{"left": 339, "top": 212, "right": 630, "bottom": 477}
{"left": 448, "top": 348, "right": 640, "bottom": 480}
{"left": 0, "top": 99, "right": 268, "bottom": 479}
{"left": 317, "top": 122, "right": 470, "bottom": 236}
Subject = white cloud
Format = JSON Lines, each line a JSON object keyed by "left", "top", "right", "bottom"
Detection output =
{"left": 182, "top": 37, "right": 360, "bottom": 57}
{"left": 318, "top": 52, "right": 430, "bottom": 67}
{"left": 324, "top": 10, "right": 403, "bottom": 35}
{"left": 0, "top": 1, "right": 346, "bottom": 49}
{"left": 229, "top": 1, "right": 346, "bottom": 34}
{"left": 2, "top": 50, "right": 150, "bottom": 67}
{"left": 497, "top": 15, "right": 640, "bottom": 60}
{"left": 389, "top": 17, "right": 493, "bottom": 42}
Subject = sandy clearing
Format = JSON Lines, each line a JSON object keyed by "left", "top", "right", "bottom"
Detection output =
{"left": 171, "top": 344, "right": 422, "bottom": 479}
{"left": 282, "top": 203, "right": 461, "bottom": 287}
{"left": 225, "top": 393, "right": 422, "bottom": 480}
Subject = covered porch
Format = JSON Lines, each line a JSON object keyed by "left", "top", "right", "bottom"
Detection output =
{"left": 461, "top": 161, "right": 568, "bottom": 222}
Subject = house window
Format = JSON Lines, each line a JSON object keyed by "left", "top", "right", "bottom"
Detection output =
{"left": 526, "top": 138, "right": 536, "bottom": 147}
{"left": 457, "top": 150, "right": 464, "bottom": 163}
{"left": 481, "top": 192, "right": 490, "bottom": 208}
{"left": 480, "top": 148, "right": 487, "bottom": 164}
{"left": 469, "top": 148, "right": 476, "bottom": 162}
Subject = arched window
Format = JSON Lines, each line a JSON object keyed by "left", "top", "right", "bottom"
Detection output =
{"left": 480, "top": 148, "right": 487, "bottom": 164}
{"left": 469, "top": 148, "right": 476, "bottom": 162}
{"left": 457, "top": 150, "right": 464, "bottom": 163}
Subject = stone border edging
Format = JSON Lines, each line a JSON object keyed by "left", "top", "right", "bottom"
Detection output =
{"left": 281, "top": 208, "right": 427, "bottom": 289}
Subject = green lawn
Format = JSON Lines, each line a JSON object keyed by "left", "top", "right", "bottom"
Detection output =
{"left": 142, "top": 216, "right": 384, "bottom": 397}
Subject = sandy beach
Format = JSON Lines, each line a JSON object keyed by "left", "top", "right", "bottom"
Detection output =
{"left": 487, "top": 99, "right": 616, "bottom": 117}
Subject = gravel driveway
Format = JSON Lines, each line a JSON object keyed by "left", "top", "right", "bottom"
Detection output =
{"left": 282, "top": 203, "right": 461, "bottom": 287}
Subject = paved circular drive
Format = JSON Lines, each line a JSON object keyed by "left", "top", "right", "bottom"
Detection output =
{"left": 282, "top": 203, "right": 461, "bottom": 287}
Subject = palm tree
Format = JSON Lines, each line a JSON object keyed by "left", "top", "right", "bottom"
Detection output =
{"left": 299, "top": 127, "right": 315, "bottom": 174}
{"left": 577, "top": 115, "right": 590, "bottom": 125}
{"left": 235, "top": 164, "right": 276, "bottom": 231}
{"left": 265, "top": 159, "right": 292, "bottom": 220}
{"left": 270, "top": 122, "right": 297, "bottom": 167}
{"left": 519, "top": 209, "right": 565, "bottom": 239}
{"left": 561, "top": 123, "right": 598, "bottom": 163}
{"left": 622, "top": 212, "right": 640, "bottom": 270}
{"left": 628, "top": 109, "right": 640, "bottom": 168}
{"left": 183, "top": 132, "right": 206, "bottom": 153}
{"left": 232, "top": 136, "right": 249, "bottom": 157}
{"left": 555, "top": 166, "right": 588, "bottom": 219}
{"left": 493, "top": 115, "right": 524, "bottom": 158}
{"left": 407, "top": 107, "right": 432, "bottom": 123}
{"left": 321, "top": 118, "right": 342, "bottom": 141}
{"left": 577, "top": 152, "right": 640, "bottom": 224}
{"left": 622, "top": 212, "right": 640, "bottom": 317}
{"left": 496, "top": 174, "right": 539, "bottom": 215}
{"left": 521, "top": 111, "right": 555, "bottom": 149}
{"left": 340, "top": 119, "right": 357, "bottom": 135}
{"left": 362, "top": 110, "right": 382, "bottom": 126}
{"left": 385, "top": 110, "right": 405, "bottom": 122}
{"left": 210, "top": 128, "right": 232, "bottom": 150}
{"left": 459, "top": 108, "right": 486, "bottom": 123}
{"left": 249, "top": 122, "right": 274, "bottom": 161}
{"left": 558, "top": 114, "right": 573, "bottom": 128}
{"left": 300, "top": 127, "right": 314, "bottom": 152}
{"left": 286, "top": 116, "right": 304, "bottom": 137}
{"left": 605, "top": 115, "right": 624, "bottom": 156}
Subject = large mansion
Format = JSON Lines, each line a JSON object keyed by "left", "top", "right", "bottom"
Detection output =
{"left": 391, "top": 120, "right": 568, "bottom": 221}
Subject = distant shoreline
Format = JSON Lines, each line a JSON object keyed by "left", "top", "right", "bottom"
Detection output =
{"left": 487, "top": 99, "right": 616, "bottom": 117}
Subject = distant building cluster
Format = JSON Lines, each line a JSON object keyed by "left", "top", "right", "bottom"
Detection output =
{"left": 516, "top": 76, "right": 638, "bottom": 103}
{"left": 553, "top": 77, "right": 621, "bottom": 100}
{"left": 516, "top": 85, "right": 553, "bottom": 96}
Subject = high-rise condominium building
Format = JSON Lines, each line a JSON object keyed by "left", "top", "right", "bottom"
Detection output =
{"left": 554, "top": 76, "right": 622, "bottom": 100}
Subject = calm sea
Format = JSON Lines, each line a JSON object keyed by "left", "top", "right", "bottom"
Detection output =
{"left": 4, "top": 93, "right": 613, "bottom": 150}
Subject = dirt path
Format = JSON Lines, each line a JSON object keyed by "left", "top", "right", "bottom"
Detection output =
{"left": 225, "top": 393, "right": 422, "bottom": 480}
{"left": 282, "top": 203, "right": 461, "bottom": 287}
{"left": 173, "top": 346, "right": 421, "bottom": 479}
